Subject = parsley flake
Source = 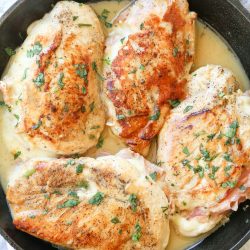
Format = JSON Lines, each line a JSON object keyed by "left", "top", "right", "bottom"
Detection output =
{"left": 57, "top": 199, "right": 80, "bottom": 208}
{"left": 128, "top": 194, "right": 138, "bottom": 212}
{"left": 89, "top": 192, "right": 105, "bottom": 206}
{"left": 5, "top": 47, "right": 16, "bottom": 56}
{"left": 169, "top": 99, "right": 180, "bottom": 108}
{"left": 183, "top": 105, "right": 193, "bottom": 113}
{"left": 111, "top": 217, "right": 121, "bottom": 224}
{"left": 132, "top": 222, "right": 142, "bottom": 242}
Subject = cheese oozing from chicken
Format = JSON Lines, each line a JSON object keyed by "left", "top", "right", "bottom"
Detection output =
{"left": 158, "top": 65, "right": 250, "bottom": 236}
{"left": 0, "top": 1, "right": 105, "bottom": 156}
{"left": 103, "top": 0, "right": 197, "bottom": 155}
{"left": 7, "top": 149, "right": 169, "bottom": 250}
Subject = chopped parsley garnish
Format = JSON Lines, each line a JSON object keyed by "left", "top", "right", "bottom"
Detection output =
{"left": 140, "top": 22, "right": 144, "bottom": 30}
{"left": 21, "top": 68, "right": 29, "bottom": 81}
{"left": 139, "top": 64, "right": 145, "bottom": 70}
{"left": 169, "top": 99, "right": 181, "bottom": 108}
{"left": 14, "top": 114, "right": 19, "bottom": 121}
{"left": 131, "top": 222, "right": 142, "bottom": 242}
{"left": 58, "top": 72, "right": 65, "bottom": 89}
{"left": 218, "top": 91, "right": 225, "bottom": 98}
{"left": 0, "top": 101, "right": 5, "bottom": 107}
{"left": 57, "top": 199, "right": 80, "bottom": 208}
{"left": 117, "top": 114, "right": 126, "bottom": 120}
{"left": 68, "top": 191, "right": 79, "bottom": 199}
{"left": 105, "top": 22, "right": 112, "bottom": 28}
{"left": 33, "top": 72, "right": 45, "bottom": 87}
{"left": 149, "top": 172, "right": 157, "bottom": 181}
{"left": 221, "top": 181, "right": 237, "bottom": 189}
{"left": 73, "top": 16, "right": 78, "bottom": 21}
{"left": 23, "top": 168, "right": 36, "bottom": 178}
{"left": 120, "top": 37, "right": 126, "bottom": 44}
{"left": 208, "top": 166, "right": 219, "bottom": 180}
{"left": 18, "top": 32, "right": 24, "bottom": 40}
{"left": 224, "top": 165, "right": 232, "bottom": 176}
{"left": 183, "top": 105, "right": 193, "bottom": 113}
{"left": 225, "top": 120, "right": 239, "bottom": 138}
{"left": 239, "top": 185, "right": 246, "bottom": 191}
{"left": 224, "top": 153, "right": 232, "bottom": 162}
{"left": 128, "top": 69, "right": 137, "bottom": 74}
{"left": 76, "top": 164, "right": 84, "bottom": 174}
{"left": 92, "top": 61, "right": 105, "bottom": 81}
{"left": 98, "top": 9, "right": 112, "bottom": 28}
{"left": 81, "top": 105, "right": 86, "bottom": 113}
{"left": 128, "top": 194, "right": 138, "bottom": 212}
{"left": 14, "top": 151, "right": 21, "bottom": 160}
{"left": 193, "top": 166, "right": 204, "bottom": 178}
{"left": 194, "top": 130, "right": 206, "bottom": 138}
{"left": 149, "top": 110, "right": 160, "bottom": 121}
{"left": 82, "top": 86, "right": 87, "bottom": 95}
{"left": 89, "top": 102, "right": 95, "bottom": 112}
{"left": 53, "top": 190, "right": 62, "bottom": 195}
{"left": 182, "top": 146, "right": 190, "bottom": 156}
{"left": 111, "top": 217, "right": 121, "bottom": 224}
{"left": 5, "top": 47, "right": 16, "bottom": 56}
{"left": 27, "top": 42, "right": 42, "bottom": 57}
{"left": 96, "top": 136, "right": 104, "bottom": 149}
{"left": 103, "top": 57, "right": 111, "bottom": 65}
{"left": 78, "top": 23, "right": 92, "bottom": 27}
{"left": 65, "top": 159, "right": 75, "bottom": 166}
{"left": 32, "top": 120, "right": 42, "bottom": 130}
{"left": 77, "top": 180, "right": 89, "bottom": 189}
{"left": 207, "top": 133, "right": 216, "bottom": 141}
{"left": 173, "top": 47, "right": 179, "bottom": 57}
{"left": 89, "top": 192, "right": 105, "bottom": 206}
{"left": 182, "top": 159, "right": 190, "bottom": 166}
{"left": 75, "top": 64, "right": 88, "bottom": 82}
{"left": 200, "top": 147, "right": 211, "bottom": 161}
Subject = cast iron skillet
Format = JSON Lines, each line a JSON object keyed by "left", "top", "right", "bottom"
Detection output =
{"left": 0, "top": 0, "right": 249, "bottom": 249}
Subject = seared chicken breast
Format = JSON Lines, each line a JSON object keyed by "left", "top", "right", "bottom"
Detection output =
{"left": 0, "top": 1, "right": 105, "bottom": 155}
{"left": 103, "top": 0, "right": 197, "bottom": 155}
{"left": 7, "top": 150, "right": 169, "bottom": 250}
{"left": 158, "top": 65, "right": 250, "bottom": 236}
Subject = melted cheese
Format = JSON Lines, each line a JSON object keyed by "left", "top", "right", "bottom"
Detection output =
{"left": 0, "top": 1, "right": 249, "bottom": 250}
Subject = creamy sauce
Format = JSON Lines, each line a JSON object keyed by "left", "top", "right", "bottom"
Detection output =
{"left": 0, "top": 1, "right": 249, "bottom": 250}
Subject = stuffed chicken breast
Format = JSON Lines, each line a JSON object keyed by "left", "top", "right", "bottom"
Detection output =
{"left": 7, "top": 150, "right": 169, "bottom": 250}
{"left": 103, "top": 0, "right": 197, "bottom": 155}
{"left": 158, "top": 65, "right": 250, "bottom": 236}
{"left": 0, "top": 1, "right": 105, "bottom": 155}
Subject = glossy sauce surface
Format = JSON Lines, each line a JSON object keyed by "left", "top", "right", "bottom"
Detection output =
{"left": 0, "top": 1, "right": 249, "bottom": 250}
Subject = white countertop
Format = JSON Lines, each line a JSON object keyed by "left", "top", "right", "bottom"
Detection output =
{"left": 0, "top": 0, "right": 249, "bottom": 249}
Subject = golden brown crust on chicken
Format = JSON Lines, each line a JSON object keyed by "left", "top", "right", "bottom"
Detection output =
{"left": 7, "top": 150, "right": 169, "bottom": 249}
{"left": 0, "top": 1, "right": 105, "bottom": 155}
{"left": 103, "top": 0, "right": 196, "bottom": 155}
{"left": 157, "top": 65, "right": 250, "bottom": 236}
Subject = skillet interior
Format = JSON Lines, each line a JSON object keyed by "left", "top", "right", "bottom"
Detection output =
{"left": 0, "top": 0, "right": 249, "bottom": 249}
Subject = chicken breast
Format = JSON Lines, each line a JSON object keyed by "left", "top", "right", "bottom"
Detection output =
{"left": 7, "top": 149, "right": 169, "bottom": 250}
{"left": 103, "top": 0, "right": 197, "bottom": 155}
{"left": 0, "top": 1, "right": 105, "bottom": 155}
{"left": 157, "top": 65, "right": 250, "bottom": 236}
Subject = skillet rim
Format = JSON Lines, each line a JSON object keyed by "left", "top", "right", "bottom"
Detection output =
{"left": 0, "top": 0, "right": 249, "bottom": 250}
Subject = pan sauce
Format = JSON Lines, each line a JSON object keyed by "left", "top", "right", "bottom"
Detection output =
{"left": 0, "top": 1, "right": 249, "bottom": 250}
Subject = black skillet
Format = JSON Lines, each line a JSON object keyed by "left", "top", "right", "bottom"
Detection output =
{"left": 0, "top": 0, "right": 249, "bottom": 249}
